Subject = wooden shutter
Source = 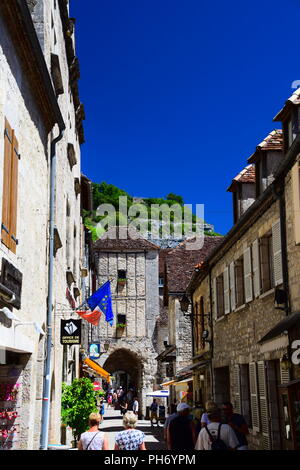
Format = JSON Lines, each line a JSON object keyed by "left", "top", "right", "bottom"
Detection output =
{"left": 249, "top": 362, "right": 260, "bottom": 432}
{"left": 272, "top": 220, "right": 283, "bottom": 286}
{"left": 229, "top": 261, "right": 236, "bottom": 311}
{"left": 1, "top": 119, "right": 19, "bottom": 253}
{"left": 257, "top": 361, "right": 271, "bottom": 449}
{"left": 212, "top": 277, "right": 217, "bottom": 320}
{"left": 9, "top": 133, "right": 19, "bottom": 253}
{"left": 235, "top": 259, "right": 245, "bottom": 307}
{"left": 280, "top": 361, "right": 291, "bottom": 384}
{"left": 260, "top": 237, "right": 271, "bottom": 292}
{"left": 292, "top": 161, "right": 300, "bottom": 245}
{"left": 1, "top": 119, "right": 13, "bottom": 248}
{"left": 244, "top": 247, "right": 253, "bottom": 303}
{"left": 224, "top": 267, "right": 230, "bottom": 314}
{"left": 233, "top": 364, "right": 242, "bottom": 414}
{"left": 252, "top": 239, "right": 261, "bottom": 298}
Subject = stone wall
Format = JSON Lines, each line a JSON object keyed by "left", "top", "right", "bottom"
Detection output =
{"left": 91, "top": 249, "right": 159, "bottom": 416}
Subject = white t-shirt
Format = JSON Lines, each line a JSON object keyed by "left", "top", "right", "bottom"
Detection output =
{"left": 133, "top": 400, "right": 139, "bottom": 412}
{"left": 195, "top": 422, "right": 239, "bottom": 450}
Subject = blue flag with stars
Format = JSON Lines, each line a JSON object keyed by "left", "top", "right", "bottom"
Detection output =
{"left": 87, "top": 281, "right": 114, "bottom": 326}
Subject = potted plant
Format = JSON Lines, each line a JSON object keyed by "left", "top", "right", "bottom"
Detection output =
{"left": 61, "top": 378, "right": 98, "bottom": 447}
{"left": 117, "top": 277, "right": 126, "bottom": 287}
{"left": 116, "top": 322, "right": 126, "bottom": 338}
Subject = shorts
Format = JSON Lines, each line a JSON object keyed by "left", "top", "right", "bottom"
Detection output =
{"left": 150, "top": 412, "right": 158, "bottom": 420}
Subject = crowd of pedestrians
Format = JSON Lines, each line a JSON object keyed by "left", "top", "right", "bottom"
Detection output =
{"left": 164, "top": 400, "right": 249, "bottom": 451}
{"left": 77, "top": 395, "right": 249, "bottom": 451}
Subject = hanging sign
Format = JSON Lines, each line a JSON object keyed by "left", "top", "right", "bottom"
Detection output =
{"left": 60, "top": 319, "right": 82, "bottom": 345}
{"left": 89, "top": 343, "right": 101, "bottom": 359}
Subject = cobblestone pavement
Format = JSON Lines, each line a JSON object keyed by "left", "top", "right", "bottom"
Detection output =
{"left": 99, "top": 406, "right": 166, "bottom": 451}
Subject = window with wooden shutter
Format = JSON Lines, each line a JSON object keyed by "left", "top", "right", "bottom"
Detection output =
{"left": 249, "top": 362, "right": 260, "bottom": 432}
{"left": 1, "top": 119, "right": 19, "bottom": 253}
{"left": 233, "top": 364, "right": 242, "bottom": 414}
{"left": 252, "top": 239, "right": 261, "bottom": 298}
{"left": 244, "top": 247, "right": 253, "bottom": 303}
{"left": 257, "top": 361, "right": 271, "bottom": 449}
{"left": 229, "top": 261, "right": 236, "bottom": 311}
{"left": 212, "top": 277, "right": 217, "bottom": 320}
{"left": 224, "top": 267, "right": 230, "bottom": 314}
{"left": 280, "top": 360, "right": 291, "bottom": 384}
{"left": 291, "top": 161, "right": 300, "bottom": 245}
{"left": 216, "top": 274, "right": 225, "bottom": 318}
{"left": 235, "top": 257, "right": 245, "bottom": 307}
{"left": 272, "top": 220, "right": 283, "bottom": 286}
{"left": 259, "top": 234, "right": 274, "bottom": 293}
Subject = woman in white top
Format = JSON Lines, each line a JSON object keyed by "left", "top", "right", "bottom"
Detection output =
{"left": 78, "top": 412, "right": 109, "bottom": 450}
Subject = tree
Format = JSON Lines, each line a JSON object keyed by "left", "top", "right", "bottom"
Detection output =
{"left": 166, "top": 193, "right": 184, "bottom": 205}
{"left": 61, "top": 378, "right": 98, "bottom": 443}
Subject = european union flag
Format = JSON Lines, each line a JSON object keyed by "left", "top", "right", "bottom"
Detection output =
{"left": 87, "top": 281, "right": 114, "bottom": 326}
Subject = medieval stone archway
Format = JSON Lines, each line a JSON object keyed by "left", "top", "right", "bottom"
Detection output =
{"left": 102, "top": 341, "right": 157, "bottom": 417}
{"left": 103, "top": 348, "right": 141, "bottom": 394}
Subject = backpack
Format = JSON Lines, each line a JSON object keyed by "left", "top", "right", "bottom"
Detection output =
{"left": 205, "top": 424, "right": 229, "bottom": 450}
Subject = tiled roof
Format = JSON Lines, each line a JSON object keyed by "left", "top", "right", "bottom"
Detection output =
{"left": 227, "top": 164, "right": 255, "bottom": 192}
{"left": 248, "top": 129, "right": 283, "bottom": 163}
{"left": 93, "top": 226, "right": 160, "bottom": 251}
{"left": 274, "top": 88, "right": 300, "bottom": 121}
{"left": 165, "top": 236, "right": 223, "bottom": 292}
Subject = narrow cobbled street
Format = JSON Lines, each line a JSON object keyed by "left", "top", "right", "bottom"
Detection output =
{"left": 100, "top": 407, "right": 166, "bottom": 451}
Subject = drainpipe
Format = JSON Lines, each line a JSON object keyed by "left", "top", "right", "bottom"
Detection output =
{"left": 40, "top": 127, "right": 64, "bottom": 450}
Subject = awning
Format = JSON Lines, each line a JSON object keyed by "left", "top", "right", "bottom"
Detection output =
{"left": 84, "top": 358, "right": 111, "bottom": 383}
{"left": 155, "top": 345, "right": 176, "bottom": 361}
{"left": 146, "top": 390, "right": 169, "bottom": 398}
{"left": 161, "top": 380, "right": 176, "bottom": 387}
{"left": 258, "top": 311, "right": 300, "bottom": 344}
{"left": 175, "top": 377, "right": 193, "bottom": 385}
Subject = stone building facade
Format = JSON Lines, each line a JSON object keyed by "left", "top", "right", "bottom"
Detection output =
{"left": 85, "top": 227, "right": 160, "bottom": 418}
{"left": 187, "top": 127, "right": 300, "bottom": 450}
{"left": 157, "top": 237, "right": 222, "bottom": 406}
{"left": 0, "top": 0, "right": 84, "bottom": 449}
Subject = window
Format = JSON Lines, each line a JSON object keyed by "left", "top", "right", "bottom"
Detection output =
{"left": 292, "top": 161, "right": 300, "bottom": 244}
{"left": 234, "top": 256, "right": 245, "bottom": 307}
{"left": 117, "top": 314, "right": 126, "bottom": 325}
{"left": 259, "top": 232, "right": 274, "bottom": 293}
{"left": 288, "top": 108, "right": 300, "bottom": 148}
{"left": 216, "top": 274, "right": 225, "bottom": 318}
{"left": 118, "top": 270, "right": 127, "bottom": 280}
{"left": 1, "top": 119, "right": 19, "bottom": 254}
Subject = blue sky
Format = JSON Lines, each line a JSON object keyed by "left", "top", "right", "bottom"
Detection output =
{"left": 71, "top": 0, "right": 300, "bottom": 235}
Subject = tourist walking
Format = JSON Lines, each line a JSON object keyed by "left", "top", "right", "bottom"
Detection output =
{"left": 164, "top": 408, "right": 178, "bottom": 446}
{"left": 99, "top": 400, "right": 105, "bottom": 423}
{"left": 201, "top": 401, "right": 217, "bottom": 428}
{"left": 120, "top": 400, "right": 128, "bottom": 416}
{"left": 195, "top": 406, "right": 239, "bottom": 450}
{"left": 107, "top": 393, "right": 113, "bottom": 408}
{"left": 150, "top": 399, "right": 159, "bottom": 427}
{"left": 114, "top": 411, "right": 146, "bottom": 450}
{"left": 77, "top": 413, "right": 109, "bottom": 450}
{"left": 221, "top": 402, "right": 249, "bottom": 450}
{"left": 167, "top": 403, "right": 197, "bottom": 451}
{"left": 132, "top": 397, "right": 139, "bottom": 416}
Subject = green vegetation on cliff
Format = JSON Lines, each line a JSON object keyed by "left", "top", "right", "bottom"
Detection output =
{"left": 83, "top": 181, "right": 221, "bottom": 241}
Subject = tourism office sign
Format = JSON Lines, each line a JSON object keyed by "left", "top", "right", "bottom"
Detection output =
{"left": 60, "top": 319, "right": 82, "bottom": 345}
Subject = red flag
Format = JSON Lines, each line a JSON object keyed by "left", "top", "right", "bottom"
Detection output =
{"left": 77, "top": 308, "right": 102, "bottom": 326}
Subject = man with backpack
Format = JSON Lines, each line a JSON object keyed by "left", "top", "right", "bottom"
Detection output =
{"left": 195, "top": 406, "right": 239, "bottom": 450}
